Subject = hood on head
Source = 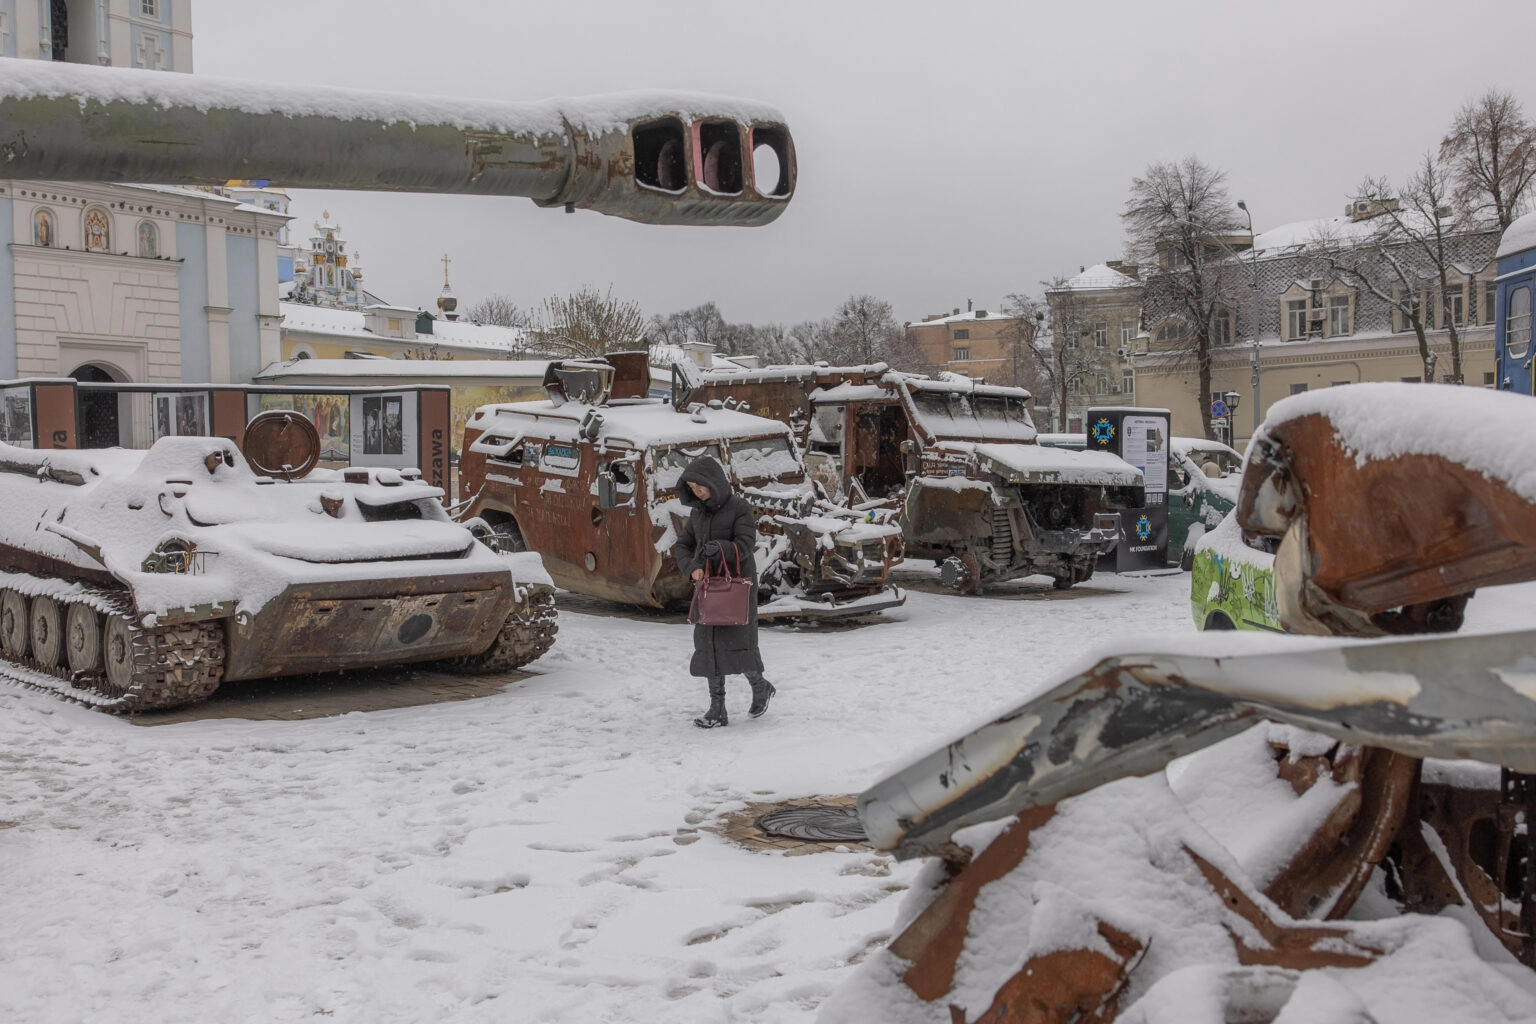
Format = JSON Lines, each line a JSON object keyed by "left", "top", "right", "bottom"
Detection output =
{"left": 677, "top": 456, "right": 732, "bottom": 511}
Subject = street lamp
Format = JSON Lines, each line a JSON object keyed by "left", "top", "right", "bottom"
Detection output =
{"left": 1237, "top": 200, "right": 1261, "bottom": 438}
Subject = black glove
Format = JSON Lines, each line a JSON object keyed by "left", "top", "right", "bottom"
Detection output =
{"left": 699, "top": 541, "right": 721, "bottom": 562}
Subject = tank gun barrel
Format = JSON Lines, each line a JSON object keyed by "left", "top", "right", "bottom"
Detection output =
{"left": 0, "top": 60, "right": 796, "bottom": 227}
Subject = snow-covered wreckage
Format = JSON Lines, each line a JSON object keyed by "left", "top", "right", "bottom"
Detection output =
{"left": 677, "top": 362, "right": 1144, "bottom": 592}
{"left": 456, "top": 354, "right": 905, "bottom": 621}
{"left": 0, "top": 427, "right": 555, "bottom": 713}
{"left": 823, "top": 383, "right": 1536, "bottom": 1022}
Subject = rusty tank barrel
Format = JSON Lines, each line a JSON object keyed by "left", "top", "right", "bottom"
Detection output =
{"left": 0, "top": 60, "right": 796, "bottom": 227}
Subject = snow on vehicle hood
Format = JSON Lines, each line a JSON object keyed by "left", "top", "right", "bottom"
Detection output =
{"left": 941, "top": 442, "right": 1144, "bottom": 487}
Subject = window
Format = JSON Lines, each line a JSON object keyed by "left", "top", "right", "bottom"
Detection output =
{"left": 1327, "top": 294, "right": 1351, "bottom": 337}
{"left": 1122, "top": 368, "right": 1134, "bottom": 396}
{"left": 1484, "top": 280, "right": 1498, "bottom": 325}
{"left": 141, "top": 0, "right": 158, "bottom": 15}
{"left": 1286, "top": 299, "right": 1309, "bottom": 340}
{"left": 32, "top": 208, "right": 55, "bottom": 247}
{"left": 1156, "top": 320, "right": 1188, "bottom": 345}
{"left": 952, "top": 346, "right": 970, "bottom": 362}
{"left": 1064, "top": 330, "right": 1080, "bottom": 350}
{"left": 1096, "top": 373, "right": 1109, "bottom": 394}
{"left": 1211, "top": 308, "right": 1231, "bottom": 346}
{"left": 1445, "top": 283, "right": 1465, "bottom": 327}
{"left": 953, "top": 328, "right": 970, "bottom": 341}
{"left": 1121, "top": 321, "right": 1135, "bottom": 348}
{"left": 1484, "top": 371, "right": 1497, "bottom": 386}
{"left": 1507, "top": 285, "right": 1532, "bottom": 359}
{"left": 1423, "top": 291, "right": 1436, "bottom": 330}
{"left": 1093, "top": 322, "right": 1108, "bottom": 348}
{"left": 1289, "top": 383, "right": 1309, "bottom": 395}
{"left": 135, "top": 220, "right": 158, "bottom": 258}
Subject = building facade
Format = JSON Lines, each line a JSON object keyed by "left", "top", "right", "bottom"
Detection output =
{"left": 1044, "top": 262, "right": 1143, "bottom": 432}
{"left": 1132, "top": 204, "right": 1500, "bottom": 445}
{"left": 905, "top": 306, "right": 1025, "bottom": 382}
{"left": 7, "top": 0, "right": 193, "bottom": 70}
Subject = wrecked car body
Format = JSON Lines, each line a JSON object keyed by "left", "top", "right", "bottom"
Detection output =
{"left": 825, "top": 382, "right": 1536, "bottom": 1021}
{"left": 679, "top": 364, "right": 1144, "bottom": 592}
{"left": 456, "top": 355, "right": 904, "bottom": 621}
{"left": 0, "top": 425, "right": 555, "bottom": 713}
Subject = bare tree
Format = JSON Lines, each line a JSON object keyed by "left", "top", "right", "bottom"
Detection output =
{"left": 464, "top": 294, "right": 530, "bottom": 330}
{"left": 830, "top": 294, "right": 900, "bottom": 365}
{"left": 529, "top": 285, "right": 648, "bottom": 359}
{"left": 1000, "top": 291, "right": 1058, "bottom": 422}
{"left": 1122, "top": 157, "right": 1246, "bottom": 440}
{"left": 1439, "top": 88, "right": 1536, "bottom": 232}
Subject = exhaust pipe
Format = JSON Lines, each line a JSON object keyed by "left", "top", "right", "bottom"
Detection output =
{"left": 0, "top": 60, "right": 796, "bottom": 227}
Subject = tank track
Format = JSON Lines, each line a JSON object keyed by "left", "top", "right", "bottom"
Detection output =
{"left": 0, "top": 571, "right": 224, "bottom": 714}
{"left": 447, "top": 584, "right": 558, "bottom": 674}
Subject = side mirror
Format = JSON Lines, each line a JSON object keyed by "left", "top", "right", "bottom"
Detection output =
{"left": 597, "top": 471, "right": 619, "bottom": 510}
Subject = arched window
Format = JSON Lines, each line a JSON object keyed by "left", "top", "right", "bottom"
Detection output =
{"left": 84, "top": 207, "right": 111, "bottom": 253}
{"left": 33, "top": 208, "right": 56, "bottom": 247}
{"left": 136, "top": 220, "right": 159, "bottom": 258}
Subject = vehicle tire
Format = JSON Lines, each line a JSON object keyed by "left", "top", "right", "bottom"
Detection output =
{"left": 30, "top": 595, "right": 63, "bottom": 668}
{"left": 0, "top": 589, "right": 28, "bottom": 658}
{"left": 1204, "top": 611, "right": 1236, "bottom": 630}
{"left": 64, "top": 603, "right": 103, "bottom": 674}
{"left": 474, "top": 514, "right": 527, "bottom": 554}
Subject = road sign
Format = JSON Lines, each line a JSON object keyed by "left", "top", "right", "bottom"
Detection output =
{"left": 1210, "top": 399, "right": 1230, "bottom": 419}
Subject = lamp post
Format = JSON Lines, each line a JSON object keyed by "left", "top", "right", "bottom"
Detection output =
{"left": 1237, "top": 200, "right": 1261, "bottom": 438}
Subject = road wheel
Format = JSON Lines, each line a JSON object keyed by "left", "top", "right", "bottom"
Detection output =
{"left": 0, "top": 589, "right": 27, "bottom": 658}
{"left": 103, "top": 613, "right": 135, "bottom": 693}
{"left": 65, "top": 603, "right": 103, "bottom": 674}
{"left": 30, "top": 595, "right": 63, "bottom": 668}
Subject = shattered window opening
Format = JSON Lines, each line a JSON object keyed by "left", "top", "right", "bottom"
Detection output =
{"left": 652, "top": 443, "right": 722, "bottom": 491}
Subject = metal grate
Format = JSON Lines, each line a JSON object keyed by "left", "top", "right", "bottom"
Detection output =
{"left": 755, "top": 804, "right": 867, "bottom": 843}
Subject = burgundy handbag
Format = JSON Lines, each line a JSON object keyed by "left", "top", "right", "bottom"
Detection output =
{"left": 688, "top": 544, "right": 752, "bottom": 626}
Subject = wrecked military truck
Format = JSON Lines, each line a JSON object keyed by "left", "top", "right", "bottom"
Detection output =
{"left": 677, "top": 364, "right": 1144, "bottom": 592}
{"left": 0, "top": 420, "right": 555, "bottom": 713}
{"left": 456, "top": 354, "right": 905, "bottom": 620}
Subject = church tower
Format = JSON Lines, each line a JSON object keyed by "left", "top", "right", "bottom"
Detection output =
{"left": 436, "top": 254, "right": 459, "bottom": 321}
{"left": 291, "top": 211, "right": 364, "bottom": 309}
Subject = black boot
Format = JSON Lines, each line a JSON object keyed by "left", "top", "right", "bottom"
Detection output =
{"left": 747, "top": 674, "right": 776, "bottom": 718}
{"left": 694, "top": 676, "right": 728, "bottom": 729}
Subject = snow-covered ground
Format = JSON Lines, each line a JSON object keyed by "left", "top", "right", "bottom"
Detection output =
{"left": 1, "top": 571, "right": 1532, "bottom": 1023}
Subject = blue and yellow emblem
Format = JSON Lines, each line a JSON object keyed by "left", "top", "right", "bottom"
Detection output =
{"left": 1091, "top": 418, "right": 1115, "bottom": 446}
{"left": 1135, "top": 514, "right": 1152, "bottom": 542}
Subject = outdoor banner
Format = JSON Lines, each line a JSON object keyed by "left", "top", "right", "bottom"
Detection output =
{"left": 1087, "top": 406, "right": 1170, "bottom": 572}
{"left": 0, "top": 386, "right": 34, "bottom": 447}
{"left": 349, "top": 392, "right": 418, "bottom": 468}
{"left": 153, "top": 392, "right": 209, "bottom": 440}
{"left": 258, "top": 393, "right": 351, "bottom": 462}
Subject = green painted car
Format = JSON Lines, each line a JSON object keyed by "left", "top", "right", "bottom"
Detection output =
{"left": 1189, "top": 510, "right": 1281, "bottom": 631}
{"left": 1168, "top": 438, "right": 1243, "bottom": 570}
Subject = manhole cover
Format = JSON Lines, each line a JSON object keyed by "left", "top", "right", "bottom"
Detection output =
{"left": 755, "top": 804, "right": 867, "bottom": 843}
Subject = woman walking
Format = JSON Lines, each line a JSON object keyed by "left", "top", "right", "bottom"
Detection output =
{"left": 673, "top": 455, "right": 775, "bottom": 728}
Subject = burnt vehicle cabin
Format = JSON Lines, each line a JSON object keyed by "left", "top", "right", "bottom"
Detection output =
{"left": 680, "top": 365, "right": 1144, "bottom": 592}
{"left": 457, "top": 355, "right": 904, "bottom": 619}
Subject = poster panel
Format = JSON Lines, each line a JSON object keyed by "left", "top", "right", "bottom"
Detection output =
{"left": 154, "top": 392, "right": 209, "bottom": 439}
{"left": 258, "top": 393, "right": 351, "bottom": 462}
{"left": 349, "top": 392, "right": 418, "bottom": 468}
{"left": 0, "top": 386, "right": 34, "bottom": 447}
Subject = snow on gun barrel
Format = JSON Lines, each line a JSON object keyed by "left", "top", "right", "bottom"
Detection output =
{"left": 0, "top": 60, "right": 795, "bottom": 227}
{"left": 0, "top": 430, "right": 555, "bottom": 713}
{"left": 455, "top": 354, "right": 905, "bottom": 621}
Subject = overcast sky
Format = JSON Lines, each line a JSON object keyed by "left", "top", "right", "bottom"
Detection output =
{"left": 194, "top": 0, "right": 1530, "bottom": 328}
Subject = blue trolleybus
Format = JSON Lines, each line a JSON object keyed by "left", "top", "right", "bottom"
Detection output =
{"left": 1497, "top": 211, "right": 1536, "bottom": 394}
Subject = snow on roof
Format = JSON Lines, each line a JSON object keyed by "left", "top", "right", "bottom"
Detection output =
{"left": 280, "top": 302, "right": 526, "bottom": 353}
{"left": 472, "top": 398, "right": 792, "bottom": 448}
{"left": 0, "top": 59, "right": 787, "bottom": 139}
{"left": 1263, "top": 382, "right": 1536, "bottom": 501}
{"left": 912, "top": 309, "right": 1014, "bottom": 327}
{"left": 1497, "top": 208, "right": 1536, "bottom": 259}
{"left": 962, "top": 442, "right": 1144, "bottom": 487}
{"left": 1056, "top": 263, "right": 1138, "bottom": 291}
{"left": 255, "top": 358, "right": 551, "bottom": 380}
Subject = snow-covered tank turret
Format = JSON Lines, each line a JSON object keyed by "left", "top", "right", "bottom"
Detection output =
{"left": 0, "top": 432, "right": 556, "bottom": 712}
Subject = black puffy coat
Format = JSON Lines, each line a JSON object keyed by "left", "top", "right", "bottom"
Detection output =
{"left": 672, "top": 456, "right": 764, "bottom": 679}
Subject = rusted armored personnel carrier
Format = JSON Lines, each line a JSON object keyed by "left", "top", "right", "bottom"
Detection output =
{"left": 0, "top": 420, "right": 555, "bottom": 712}
{"left": 834, "top": 383, "right": 1536, "bottom": 1022}
{"left": 678, "top": 364, "right": 1144, "bottom": 591}
{"left": 457, "top": 355, "right": 904, "bottom": 620}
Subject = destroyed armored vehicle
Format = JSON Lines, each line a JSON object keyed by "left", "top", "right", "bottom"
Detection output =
{"left": 678, "top": 364, "right": 1144, "bottom": 591}
{"left": 456, "top": 355, "right": 905, "bottom": 620}
{"left": 0, "top": 422, "right": 555, "bottom": 712}
{"left": 830, "top": 382, "right": 1536, "bottom": 1022}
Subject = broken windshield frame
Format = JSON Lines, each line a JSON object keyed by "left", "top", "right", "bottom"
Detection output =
{"left": 909, "top": 389, "right": 1036, "bottom": 441}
